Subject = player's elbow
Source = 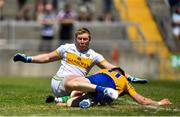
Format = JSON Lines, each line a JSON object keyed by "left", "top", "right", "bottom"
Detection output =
{"left": 39, "top": 53, "right": 57, "bottom": 63}
{"left": 42, "top": 57, "right": 51, "bottom": 63}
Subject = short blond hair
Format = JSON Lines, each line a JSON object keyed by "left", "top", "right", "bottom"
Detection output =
{"left": 75, "top": 28, "right": 91, "bottom": 40}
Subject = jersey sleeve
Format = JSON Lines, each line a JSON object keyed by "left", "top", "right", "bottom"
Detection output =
{"left": 125, "top": 80, "right": 137, "bottom": 96}
{"left": 93, "top": 52, "right": 105, "bottom": 64}
{"left": 55, "top": 44, "right": 67, "bottom": 58}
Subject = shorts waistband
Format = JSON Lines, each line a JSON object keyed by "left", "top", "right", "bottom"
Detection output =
{"left": 52, "top": 75, "right": 64, "bottom": 81}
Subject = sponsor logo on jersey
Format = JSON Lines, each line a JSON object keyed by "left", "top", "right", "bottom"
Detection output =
{"left": 66, "top": 52, "right": 93, "bottom": 69}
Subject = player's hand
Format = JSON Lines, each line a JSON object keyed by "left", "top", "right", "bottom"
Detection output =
{"left": 13, "top": 53, "right": 32, "bottom": 63}
{"left": 158, "top": 99, "right": 172, "bottom": 106}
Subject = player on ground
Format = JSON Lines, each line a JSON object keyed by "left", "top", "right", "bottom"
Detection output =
{"left": 55, "top": 67, "right": 171, "bottom": 108}
{"left": 13, "top": 27, "right": 148, "bottom": 99}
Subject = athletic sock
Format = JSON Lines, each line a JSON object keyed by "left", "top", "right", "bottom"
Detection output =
{"left": 55, "top": 96, "right": 70, "bottom": 103}
{"left": 95, "top": 86, "right": 106, "bottom": 93}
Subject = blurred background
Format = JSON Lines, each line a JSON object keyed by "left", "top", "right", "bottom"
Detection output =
{"left": 0, "top": 0, "right": 179, "bottom": 80}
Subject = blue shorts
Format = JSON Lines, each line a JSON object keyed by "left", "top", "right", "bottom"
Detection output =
{"left": 86, "top": 73, "right": 116, "bottom": 104}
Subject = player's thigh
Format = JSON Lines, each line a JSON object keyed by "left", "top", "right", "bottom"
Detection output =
{"left": 64, "top": 75, "right": 89, "bottom": 85}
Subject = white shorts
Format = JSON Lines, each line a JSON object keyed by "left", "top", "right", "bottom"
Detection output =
{"left": 51, "top": 76, "right": 70, "bottom": 97}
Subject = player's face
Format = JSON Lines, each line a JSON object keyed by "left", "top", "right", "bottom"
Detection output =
{"left": 75, "top": 33, "right": 90, "bottom": 52}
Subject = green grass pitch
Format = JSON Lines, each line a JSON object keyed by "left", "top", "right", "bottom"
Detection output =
{"left": 0, "top": 76, "right": 179, "bottom": 116}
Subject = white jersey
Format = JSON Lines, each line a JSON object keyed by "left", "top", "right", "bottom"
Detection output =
{"left": 55, "top": 43, "right": 105, "bottom": 77}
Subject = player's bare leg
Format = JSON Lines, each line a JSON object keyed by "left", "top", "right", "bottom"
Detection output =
{"left": 64, "top": 76, "right": 118, "bottom": 100}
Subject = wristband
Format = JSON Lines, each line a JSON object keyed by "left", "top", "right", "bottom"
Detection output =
{"left": 26, "top": 56, "right": 32, "bottom": 63}
{"left": 158, "top": 102, "right": 162, "bottom": 106}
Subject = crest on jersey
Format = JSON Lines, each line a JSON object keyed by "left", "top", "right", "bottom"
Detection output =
{"left": 86, "top": 54, "right": 90, "bottom": 57}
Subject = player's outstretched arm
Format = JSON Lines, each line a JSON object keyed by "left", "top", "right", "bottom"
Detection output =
{"left": 97, "top": 60, "right": 148, "bottom": 83}
{"left": 96, "top": 60, "right": 117, "bottom": 69}
{"left": 13, "top": 51, "right": 60, "bottom": 63}
{"left": 131, "top": 92, "right": 172, "bottom": 107}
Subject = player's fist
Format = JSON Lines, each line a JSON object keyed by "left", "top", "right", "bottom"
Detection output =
{"left": 158, "top": 99, "right": 172, "bottom": 106}
{"left": 13, "top": 53, "right": 32, "bottom": 63}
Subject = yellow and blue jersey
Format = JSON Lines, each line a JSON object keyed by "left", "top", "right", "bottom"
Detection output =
{"left": 86, "top": 69, "right": 137, "bottom": 103}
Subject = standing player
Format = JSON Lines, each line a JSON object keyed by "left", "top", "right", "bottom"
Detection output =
{"left": 56, "top": 67, "right": 171, "bottom": 108}
{"left": 13, "top": 27, "right": 148, "bottom": 99}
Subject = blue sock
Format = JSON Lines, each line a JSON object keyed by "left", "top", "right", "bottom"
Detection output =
{"left": 95, "top": 86, "right": 106, "bottom": 93}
